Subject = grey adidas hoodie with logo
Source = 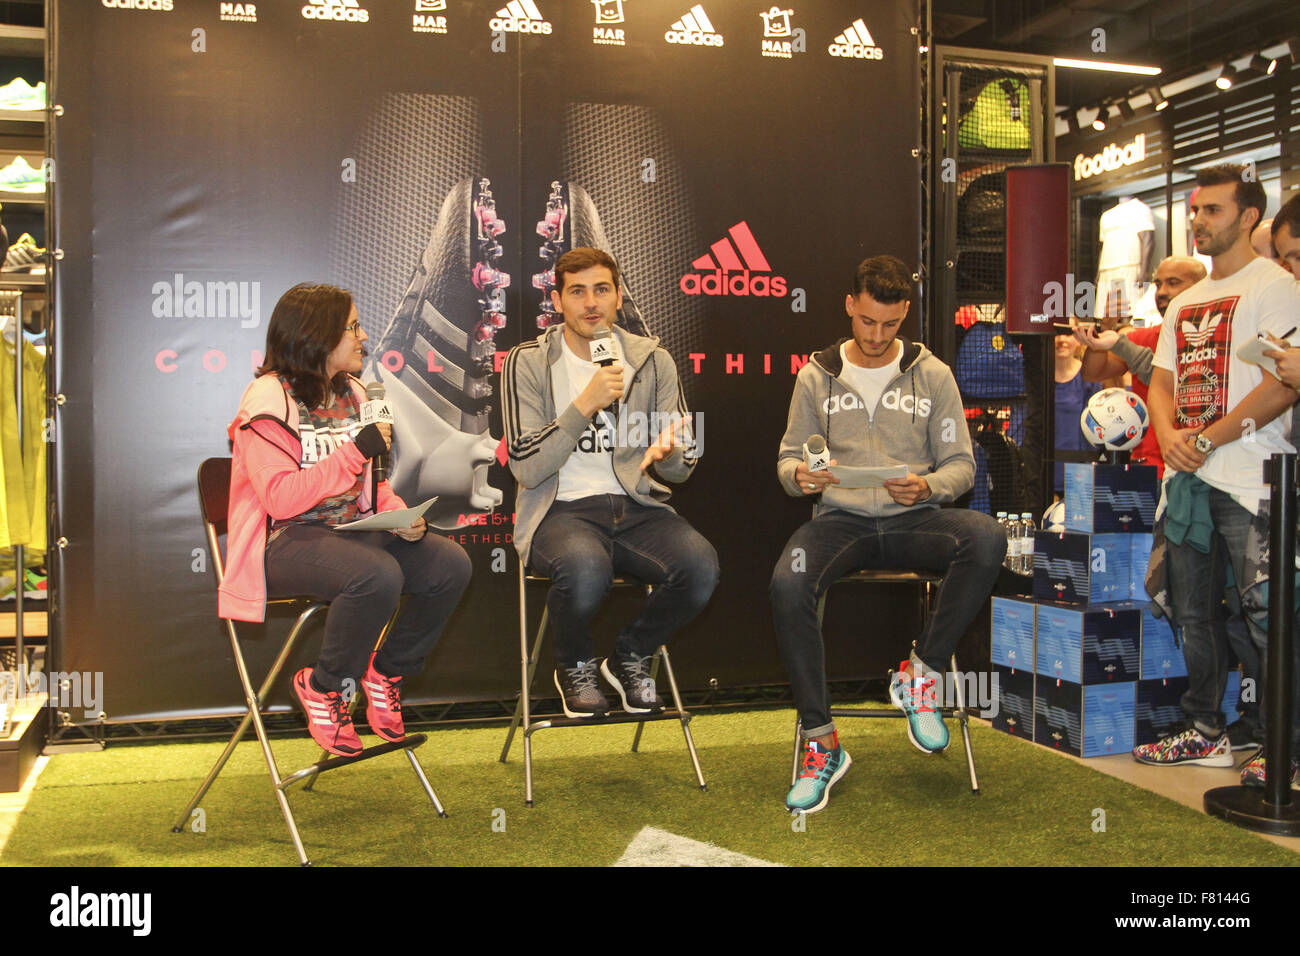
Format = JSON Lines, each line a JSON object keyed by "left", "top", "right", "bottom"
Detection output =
{"left": 502, "top": 324, "right": 696, "bottom": 566}
{"left": 776, "top": 337, "right": 975, "bottom": 517}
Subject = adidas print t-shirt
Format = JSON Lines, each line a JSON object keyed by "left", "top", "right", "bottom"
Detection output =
{"left": 1153, "top": 257, "right": 1300, "bottom": 510}
{"left": 271, "top": 378, "right": 365, "bottom": 529}
{"left": 552, "top": 336, "right": 627, "bottom": 502}
{"left": 838, "top": 340, "right": 901, "bottom": 418}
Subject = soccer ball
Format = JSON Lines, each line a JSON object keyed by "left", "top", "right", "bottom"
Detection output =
{"left": 1080, "top": 387, "right": 1149, "bottom": 452}
{"left": 1042, "top": 498, "right": 1066, "bottom": 532}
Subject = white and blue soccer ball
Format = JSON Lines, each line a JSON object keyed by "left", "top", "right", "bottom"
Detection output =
{"left": 1042, "top": 498, "right": 1066, "bottom": 532}
{"left": 1080, "top": 387, "right": 1149, "bottom": 452}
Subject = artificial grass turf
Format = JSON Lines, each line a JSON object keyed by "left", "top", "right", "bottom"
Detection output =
{"left": 2, "top": 706, "right": 1295, "bottom": 867}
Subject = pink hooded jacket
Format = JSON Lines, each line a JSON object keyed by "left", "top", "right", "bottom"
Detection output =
{"left": 218, "top": 374, "right": 405, "bottom": 622}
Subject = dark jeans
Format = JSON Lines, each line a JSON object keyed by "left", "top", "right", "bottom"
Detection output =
{"left": 770, "top": 506, "right": 1005, "bottom": 738}
{"left": 529, "top": 495, "right": 719, "bottom": 666}
{"left": 1166, "top": 489, "right": 1299, "bottom": 748}
{"left": 265, "top": 524, "right": 472, "bottom": 692}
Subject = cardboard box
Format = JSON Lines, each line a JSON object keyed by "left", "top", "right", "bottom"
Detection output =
{"left": 1130, "top": 532, "right": 1153, "bottom": 598}
{"left": 1135, "top": 677, "right": 1190, "bottom": 745}
{"left": 991, "top": 596, "right": 1036, "bottom": 673}
{"left": 1035, "top": 602, "right": 1141, "bottom": 684}
{"left": 1033, "top": 530, "right": 1133, "bottom": 605}
{"left": 1034, "top": 679, "right": 1136, "bottom": 757}
{"left": 1064, "top": 462, "right": 1159, "bottom": 533}
{"left": 1140, "top": 603, "right": 1187, "bottom": 679}
{"left": 991, "top": 664, "right": 1034, "bottom": 740}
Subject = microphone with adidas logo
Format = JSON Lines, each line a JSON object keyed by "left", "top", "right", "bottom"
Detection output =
{"left": 589, "top": 327, "right": 620, "bottom": 427}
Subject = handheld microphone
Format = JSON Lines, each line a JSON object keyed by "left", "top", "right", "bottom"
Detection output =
{"left": 803, "top": 434, "right": 830, "bottom": 473}
{"left": 362, "top": 381, "right": 393, "bottom": 485}
{"left": 589, "top": 328, "right": 619, "bottom": 425}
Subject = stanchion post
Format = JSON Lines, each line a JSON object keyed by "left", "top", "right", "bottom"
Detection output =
{"left": 1263, "top": 453, "right": 1295, "bottom": 810}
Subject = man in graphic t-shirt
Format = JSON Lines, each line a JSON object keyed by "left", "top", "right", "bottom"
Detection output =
{"left": 770, "top": 255, "right": 1005, "bottom": 814}
{"left": 501, "top": 247, "right": 718, "bottom": 718}
{"left": 1132, "top": 165, "right": 1300, "bottom": 788}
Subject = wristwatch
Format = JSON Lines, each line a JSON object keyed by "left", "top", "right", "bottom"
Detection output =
{"left": 1193, "top": 434, "right": 1215, "bottom": 455}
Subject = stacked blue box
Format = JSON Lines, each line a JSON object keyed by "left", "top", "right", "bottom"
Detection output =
{"left": 991, "top": 596, "right": 1035, "bottom": 673}
{"left": 1033, "top": 530, "right": 1133, "bottom": 605}
{"left": 1063, "top": 462, "right": 1159, "bottom": 533}
{"left": 1139, "top": 603, "right": 1186, "bottom": 679}
{"left": 1129, "top": 532, "right": 1154, "bottom": 599}
{"left": 1034, "top": 680, "right": 1136, "bottom": 756}
{"left": 1035, "top": 603, "right": 1141, "bottom": 684}
{"left": 992, "top": 665, "right": 1034, "bottom": 740}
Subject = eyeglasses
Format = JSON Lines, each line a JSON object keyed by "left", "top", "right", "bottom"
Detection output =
{"left": 345, "top": 321, "right": 363, "bottom": 337}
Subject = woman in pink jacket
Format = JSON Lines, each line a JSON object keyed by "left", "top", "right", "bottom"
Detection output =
{"left": 221, "top": 283, "right": 471, "bottom": 756}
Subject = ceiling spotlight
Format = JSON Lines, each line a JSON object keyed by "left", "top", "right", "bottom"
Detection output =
{"left": 1248, "top": 53, "right": 1277, "bottom": 75}
{"left": 1147, "top": 85, "right": 1168, "bottom": 111}
{"left": 1092, "top": 105, "right": 1110, "bottom": 131}
{"left": 1216, "top": 63, "right": 1237, "bottom": 89}
{"left": 1118, "top": 100, "right": 1135, "bottom": 121}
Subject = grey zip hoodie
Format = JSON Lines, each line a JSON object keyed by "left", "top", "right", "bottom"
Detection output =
{"left": 502, "top": 324, "right": 696, "bottom": 565}
{"left": 776, "top": 337, "right": 975, "bottom": 517}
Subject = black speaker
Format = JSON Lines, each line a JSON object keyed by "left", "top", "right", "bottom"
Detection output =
{"left": 1005, "top": 164, "right": 1070, "bottom": 334}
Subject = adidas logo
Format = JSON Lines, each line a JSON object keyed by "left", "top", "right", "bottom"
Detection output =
{"left": 828, "top": 18, "right": 883, "bottom": 59}
{"left": 413, "top": 0, "right": 447, "bottom": 32}
{"left": 219, "top": 2, "right": 256, "bottom": 21}
{"left": 679, "top": 221, "right": 787, "bottom": 297}
{"left": 490, "top": 0, "right": 552, "bottom": 34}
{"left": 101, "top": 0, "right": 173, "bottom": 9}
{"left": 665, "top": 4, "right": 723, "bottom": 47}
{"left": 302, "top": 0, "right": 369, "bottom": 22}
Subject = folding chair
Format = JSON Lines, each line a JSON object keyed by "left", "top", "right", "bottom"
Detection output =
{"left": 499, "top": 565, "right": 706, "bottom": 806}
{"left": 171, "top": 458, "right": 448, "bottom": 866}
{"left": 790, "top": 569, "right": 981, "bottom": 794}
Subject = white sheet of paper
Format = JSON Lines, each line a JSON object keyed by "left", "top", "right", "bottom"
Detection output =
{"left": 1236, "top": 334, "right": 1295, "bottom": 380}
{"left": 826, "top": 464, "right": 909, "bottom": 489}
{"left": 333, "top": 496, "right": 439, "bottom": 532}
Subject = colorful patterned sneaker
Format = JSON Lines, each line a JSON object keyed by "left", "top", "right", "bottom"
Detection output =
{"left": 362, "top": 654, "right": 406, "bottom": 743}
{"left": 786, "top": 732, "right": 852, "bottom": 814}
{"left": 292, "top": 667, "right": 363, "bottom": 757}
{"left": 888, "top": 664, "right": 950, "bottom": 753}
{"left": 1132, "top": 726, "right": 1233, "bottom": 767}
{"left": 1240, "top": 749, "right": 1300, "bottom": 789}
{"left": 600, "top": 653, "right": 664, "bottom": 714}
{"left": 554, "top": 660, "right": 609, "bottom": 718}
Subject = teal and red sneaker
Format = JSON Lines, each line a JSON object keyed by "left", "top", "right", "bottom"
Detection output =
{"left": 1240, "top": 749, "right": 1300, "bottom": 789}
{"left": 362, "top": 654, "right": 406, "bottom": 743}
{"left": 292, "top": 667, "right": 363, "bottom": 757}
{"left": 785, "top": 732, "right": 851, "bottom": 814}
{"left": 1132, "top": 726, "right": 1232, "bottom": 766}
{"left": 889, "top": 664, "right": 950, "bottom": 753}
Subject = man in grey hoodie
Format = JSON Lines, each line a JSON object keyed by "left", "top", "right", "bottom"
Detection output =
{"left": 772, "top": 255, "right": 1005, "bottom": 814}
{"left": 502, "top": 247, "right": 718, "bottom": 719}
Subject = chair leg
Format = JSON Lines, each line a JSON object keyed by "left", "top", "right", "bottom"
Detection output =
{"left": 403, "top": 746, "right": 449, "bottom": 817}
{"left": 950, "top": 654, "right": 980, "bottom": 795}
{"left": 791, "top": 717, "right": 806, "bottom": 786}
{"left": 658, "top": 646, "right": 706, "bottom": 791}
{"left": 629, "top": 651, "right": 662, "bottom": 753}
{"left": 501, "top": 607, "right": 548, "bottom": 764}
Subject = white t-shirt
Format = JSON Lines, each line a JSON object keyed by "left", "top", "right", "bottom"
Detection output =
{"left": 1153, "top": 256, "right": 1300, "bottom": 511}
{"left": 552, "top": 335, "right": 627, "bottom": 502}
{"left": 838, "top": 340, "right": 901, "bottom": 418}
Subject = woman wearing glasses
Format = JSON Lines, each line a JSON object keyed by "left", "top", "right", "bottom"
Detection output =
{"left": 220, "top": 283, "right": 471, "bottom": 756}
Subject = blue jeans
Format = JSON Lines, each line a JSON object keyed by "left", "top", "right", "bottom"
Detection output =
{"left": 1166, "top": 489, "right": 1299, "bottom": 747}
{"left": 265, "top": 525, "right": 472, "bottom": 691}
{"left": 770, "top": 506, "right": 1006, "bottom": 738}
{"left": 528, "top": 495, "right": 719, "bottom": 666}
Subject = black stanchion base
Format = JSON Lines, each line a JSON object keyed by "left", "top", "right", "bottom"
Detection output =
{"left": 1204, "top": 785, "right": 1300, "bottom": 836}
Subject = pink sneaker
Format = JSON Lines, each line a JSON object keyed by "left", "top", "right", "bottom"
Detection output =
{"left": 292, "top": 668, "right": 362, "bottom": 757}
{"left": 362, "top": 655, "right": 406, "bottom": 742}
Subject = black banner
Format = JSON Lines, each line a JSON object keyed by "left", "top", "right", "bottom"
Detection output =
{"left": 55, "top": 0, "right": 919, "bottom": 721}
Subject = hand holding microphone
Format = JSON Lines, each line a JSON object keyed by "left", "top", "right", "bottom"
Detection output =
{"left": 361, "top": 381, "right": 395, "bottom": 482}
{"left": 576, "top": 329, "right": 624, "bottom": 420}
{"left": 796, "top": 434, "right": 838, "bottom": 496}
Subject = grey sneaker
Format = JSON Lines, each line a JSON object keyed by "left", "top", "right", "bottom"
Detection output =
{"left": 554, "top": 661, "right": 609, "bottom": 718}
{"left": 600, "top": 653, "right": 664, "bottom": 714}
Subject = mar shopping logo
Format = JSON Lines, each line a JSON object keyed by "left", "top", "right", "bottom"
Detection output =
{"left": 666, "top": 4, "right": 723, "bottom": 47}
{"left": 491, "top": 0, "right": 552, "bottom": 34}
{"left": 413, "top": 0, "right": 447, "bottom": 33}
{"left": 680, "top": 221, "right": 787, "bottom": 297}
{"left": 828, "top": 17, "right": 884, "bottom": 59}
{"left": 592, "top": 0, "right": 625, "bottom": 46}
{"left": 219, "top": 2, "right": 257, "bottom": 22}
{"left": 760, "top": 6, "right": 799, "bottom": 59}
{"left": 302, "top": 0, "right": 369, "bottom": 23}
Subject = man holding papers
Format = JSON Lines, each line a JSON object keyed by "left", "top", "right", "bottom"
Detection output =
{"left": 770, "top": 255, "right": 1004, "bottom": 814}
{"left": 222, "top": 283, "right": 471, "bottom": 756}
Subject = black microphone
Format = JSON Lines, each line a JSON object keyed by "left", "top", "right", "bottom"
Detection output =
{"left": 589, "top": 328, "right": 619, "bottom": 426}
{"left": 364, "top": 380, "right": 391, "bottom": 487}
